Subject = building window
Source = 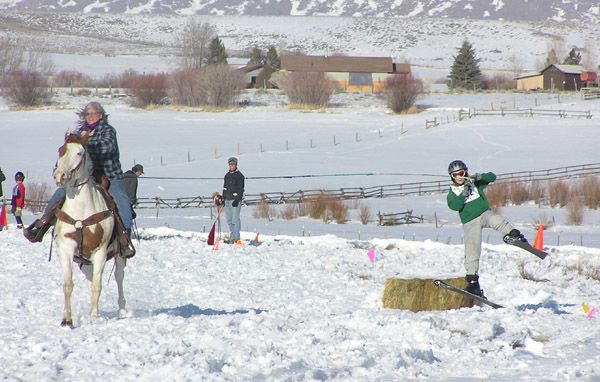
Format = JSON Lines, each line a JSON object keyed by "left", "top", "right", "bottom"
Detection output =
{"left": 349, "top": 72, "right": 372, "bottom": 86}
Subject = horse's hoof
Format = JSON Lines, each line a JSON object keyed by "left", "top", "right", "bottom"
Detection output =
{"left": 60, "top": 319, "right": 73, "bottom": 328}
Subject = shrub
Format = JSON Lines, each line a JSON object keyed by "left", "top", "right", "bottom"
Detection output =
{"left": 358, "top": 202, "right": 371, "bottom": 225}
{"left": 578, "top": 176, "right": 600, "bottom": 209}
{"left": 381, "top": 74, "right": 424, "bottom": 113}
{"left": 566, "top": 197, "right": 584, "bottom": 225}
{"left": 53, "top": 70, "right": 93, "bottom": 88}
{"left": 304, "top": 192, "right": 329, "bottom": 220}
{"left": 482, "top": 73, "right": 515, "bottom": 90}
{"left": 328, "top": 198, "right": 349, "bottom": 224}
{"left": 279, "top": 203, "right": 298, "bottom": 220}
{"left": 529, "top": 181, "right": 545, "bottom": 206}
{"left": 279, "top": 71, "right": 335, "bottom": 107}
{"left": 485, "top": 183, "right": 509, "bottom": 212}
{"left": 253, "top": 198, "right": 274, "bottom": 220}
{"left": 548, "top": 180, "right": 569, "bottom": 207}
{"left": 3, "top": 70, "right": 53, "bottom": 106}
{"left": 25, "top": 181, "right": 51, "bottom": 213}
{"left": 124, "top": 73, "right": 169, "bottom": 107}
{"left": 168, "top": 69, "right": 206, "bottom": 106}
{"left": 509, "top": 182, "right": 530, "bottom": 205}
{"left": 201, "top": 63, "right": 244, "bottom": 108}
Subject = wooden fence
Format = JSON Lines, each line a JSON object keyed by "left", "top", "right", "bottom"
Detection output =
{"left": 19, "top": 163, "right": 600, "bottom": 211}
{"left": 463, "top": 107, "right": 592, "bottom": 119}
{"left": 129, "top": 163, "right": 600, "bottom": 210}
{"left": 377, "top": 210, "right": 424, "bottom": 226}
{"left": 582, "top": 87, "right": 600, "bottom": 101}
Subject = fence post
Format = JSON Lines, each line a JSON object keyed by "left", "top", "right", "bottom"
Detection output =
{"left": 187, "top": 151, "right": 191, "bottom": 162}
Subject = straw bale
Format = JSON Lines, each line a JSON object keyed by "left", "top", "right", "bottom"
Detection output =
{"left": 382, "top": 277, "right": 477, "bottom": 312}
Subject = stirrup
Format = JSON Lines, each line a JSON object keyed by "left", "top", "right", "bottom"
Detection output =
{"left": 73, "top": 254, "right": 92, "bottom": 266}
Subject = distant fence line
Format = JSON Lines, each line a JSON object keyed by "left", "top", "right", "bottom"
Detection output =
{"left": 458, "top": 107, "right": 592, "bottom": 121}
{"left": 131, "top": 162, "right": 600, "bottom": 210}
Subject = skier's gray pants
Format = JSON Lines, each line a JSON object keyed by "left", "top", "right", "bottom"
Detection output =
{"left": 463, "top": 210, "right": 515, "bottom": 275}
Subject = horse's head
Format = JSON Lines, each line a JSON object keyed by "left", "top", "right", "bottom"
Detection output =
{"left": 53, "top": 131, "right": 92, "bottom": 187}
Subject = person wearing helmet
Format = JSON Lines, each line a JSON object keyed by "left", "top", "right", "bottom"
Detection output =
{"left": 11, "top": 171, "right": 26, "bottom": 229}
{"left": 446, "top": 160, "right": 526, "bottom": 298}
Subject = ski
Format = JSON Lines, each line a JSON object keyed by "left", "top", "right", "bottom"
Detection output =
{"left": 433, "top": 279, "right": 504, "bottom": 309}
{"left": 504, "top": 237, "right": 548, "bottom": 259}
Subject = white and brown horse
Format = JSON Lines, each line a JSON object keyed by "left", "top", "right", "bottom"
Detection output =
{"left": 53, "top": 131, "right": 126, "bottom": 327}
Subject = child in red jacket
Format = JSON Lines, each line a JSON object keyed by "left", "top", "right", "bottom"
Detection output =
{"left": 11, "top": 171, "right": 25, "bottom": 229}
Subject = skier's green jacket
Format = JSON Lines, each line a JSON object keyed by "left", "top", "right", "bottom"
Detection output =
{"left": 447, "top": 172, "right": 496, "bottom": 224}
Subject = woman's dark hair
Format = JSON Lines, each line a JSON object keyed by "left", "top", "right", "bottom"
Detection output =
{"left": 76, "top": 101, "right": 109, "bottom": 127}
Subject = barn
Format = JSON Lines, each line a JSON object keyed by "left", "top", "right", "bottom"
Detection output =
{"left": 540, "top": 64, "right": 585, "bottom": 91}
{"left": 236, "top": 64, "right": 277, "bottom": 89}
{"left": 279, "top": 55, "right": 411, "bottom": 92}
{"left": 515, "top": 71, "right": 543, "bottom": 91}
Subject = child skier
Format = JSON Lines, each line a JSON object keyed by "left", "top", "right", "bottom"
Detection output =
{"left": 446, "top": 160, "right": 526, "bottom": 297}
{"left": 11, "top": 171, "right": 26, "bottom": 229}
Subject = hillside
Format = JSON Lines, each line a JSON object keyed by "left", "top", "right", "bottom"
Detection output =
{"left": 1, "top": 12, "right": 599, "bottom": 73}
{"left": 0, "top": 0, "right": 599, "bottom": 22}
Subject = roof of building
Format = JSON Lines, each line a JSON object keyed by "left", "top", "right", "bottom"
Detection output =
{"left": 280, "top": 55, "right": 409, "bottom": 74}
{"left": 541, "top": 64, "right": 586, "bottom": 75}
{"left": 514, "top": 71, "right": 542, "bottom": 80}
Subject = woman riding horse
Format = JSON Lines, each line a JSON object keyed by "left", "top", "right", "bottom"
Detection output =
{"left": 24, "top": 102, "right": 135, "bottom": 259}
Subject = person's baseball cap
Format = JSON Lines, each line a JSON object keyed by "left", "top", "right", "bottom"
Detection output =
{"left": 132, "top": 164, "right": 144, "bottom": 174}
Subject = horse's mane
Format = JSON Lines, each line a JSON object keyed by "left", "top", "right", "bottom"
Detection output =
{"left": 59, "top": 132, "right": 90, "bottom": 157}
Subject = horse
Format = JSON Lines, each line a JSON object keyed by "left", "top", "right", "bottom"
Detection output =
{"left": 52, "top": 131, "right": 126, "bottom": 327}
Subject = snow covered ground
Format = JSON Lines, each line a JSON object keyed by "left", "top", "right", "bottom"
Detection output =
{"left": 1, "top": 89, "right": 600, "bottom": 380}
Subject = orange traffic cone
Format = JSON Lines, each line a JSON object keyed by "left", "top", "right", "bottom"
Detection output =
{"left": 533, "top": 224, "right": 544, "bottom": 250}
{"left": 0, "top": 203, "right": 7, "bottom": 230}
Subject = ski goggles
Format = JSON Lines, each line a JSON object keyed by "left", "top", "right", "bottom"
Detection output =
{"left": 451, "top": 170, "right": 466, "bottom": 178}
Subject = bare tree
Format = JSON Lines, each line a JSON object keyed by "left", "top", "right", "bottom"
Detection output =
{"left": 279, "top": 71, "right": 335, "bottom": 107}
{"left": 381, "top": 74, "right": 423, "bottom": 113}
{"left": 168, "top": 69, "right": 206, "bottom": 106}
{"left": 175, "top": 19, "right": 217, "bottom": 70}
{"left": 0, "top": 34, "right": 24, "bottom": 76}
{"left": 201, "top": 64, "right": 244, "bottom": 108}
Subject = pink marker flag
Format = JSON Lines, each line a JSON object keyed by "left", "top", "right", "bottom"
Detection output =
{"left": 367, "top": 248, "right": 375, "bottom": 263}
{"left": 587, "top": 308, "right": 597, "bottom": 319}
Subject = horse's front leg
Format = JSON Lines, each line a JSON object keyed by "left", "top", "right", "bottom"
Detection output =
{"left": 59, "top": 252, "right": 74, "bottom": 327}
{"left": 114, "top": 255, "right": 127, "bottom": 311}
{"left": 90, "top": 255, "right": 107, "bottom": 318}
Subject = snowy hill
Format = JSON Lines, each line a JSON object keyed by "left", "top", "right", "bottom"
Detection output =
{"left": 2, "top": 12, "right": 600, "bottom": 72}
{"left": 0, "top": 0, "right": 599, "bottom": 22}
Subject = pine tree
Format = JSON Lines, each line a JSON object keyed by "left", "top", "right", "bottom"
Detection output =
{"left": 448, "top": 40, "right": 482, "bottom": 90}
{"left": 249, "top": 47, "right": 265, "bottom": 65}
{"left": 208, "top": 37, "right": 227, "bottom": 65}
{"left": 544, "top": 49, "right": 559, "bottom": 67}
{"left": 265, "top": 46, "right": 281, "bottom": 69}
{"left": 562, "top": 48, "right": 582, "bottom": 65}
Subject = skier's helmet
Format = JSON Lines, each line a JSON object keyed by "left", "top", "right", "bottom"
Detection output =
{"left": 15, "top": 171, "right": 25, "bottom": 181}
{"left": 447, "top": 160, "right": 468, "bottom": 175}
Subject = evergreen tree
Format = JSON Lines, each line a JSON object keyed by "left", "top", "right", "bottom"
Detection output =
{"left": 208, "top": 37, "right": 227, "bottom": 65}
{"left": 448, "top": 40, "right": 482, "bottom": 90}
{"left": 562, "top": 48, "right": 582, "bottom": 65}
{"left": 249, "top": 47, "right": 265, "bottom": 65}
{"left": 265, "top": 46, "right": 281, "bottom": 69}
{"left": 544, "top": 49, "right": 559, "bottom": 67}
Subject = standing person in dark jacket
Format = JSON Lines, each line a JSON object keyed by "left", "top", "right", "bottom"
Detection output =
{"left": 446, "top": 160, "right": 526, "bottom": 298}
{"left": 24, "top": 102, "right": 135, "bottom": 258}
{"left": 0, "top": 167, "right": 5, "bottom": 199}
{"left": 122, "top": 164, "right": 143, "bottom": 219}
{"left": 222, "top": 157, "right": 244, "bottom": 244}
{"left": 0, "top": 167, "right": 5, "bottom": 231}
{"left": 11, "top": 171, "right": 26, "bottom": 229}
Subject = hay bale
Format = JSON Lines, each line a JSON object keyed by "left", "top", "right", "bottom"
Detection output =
{"left": 382, "top": 277, "right": 477, "bottom": 312}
